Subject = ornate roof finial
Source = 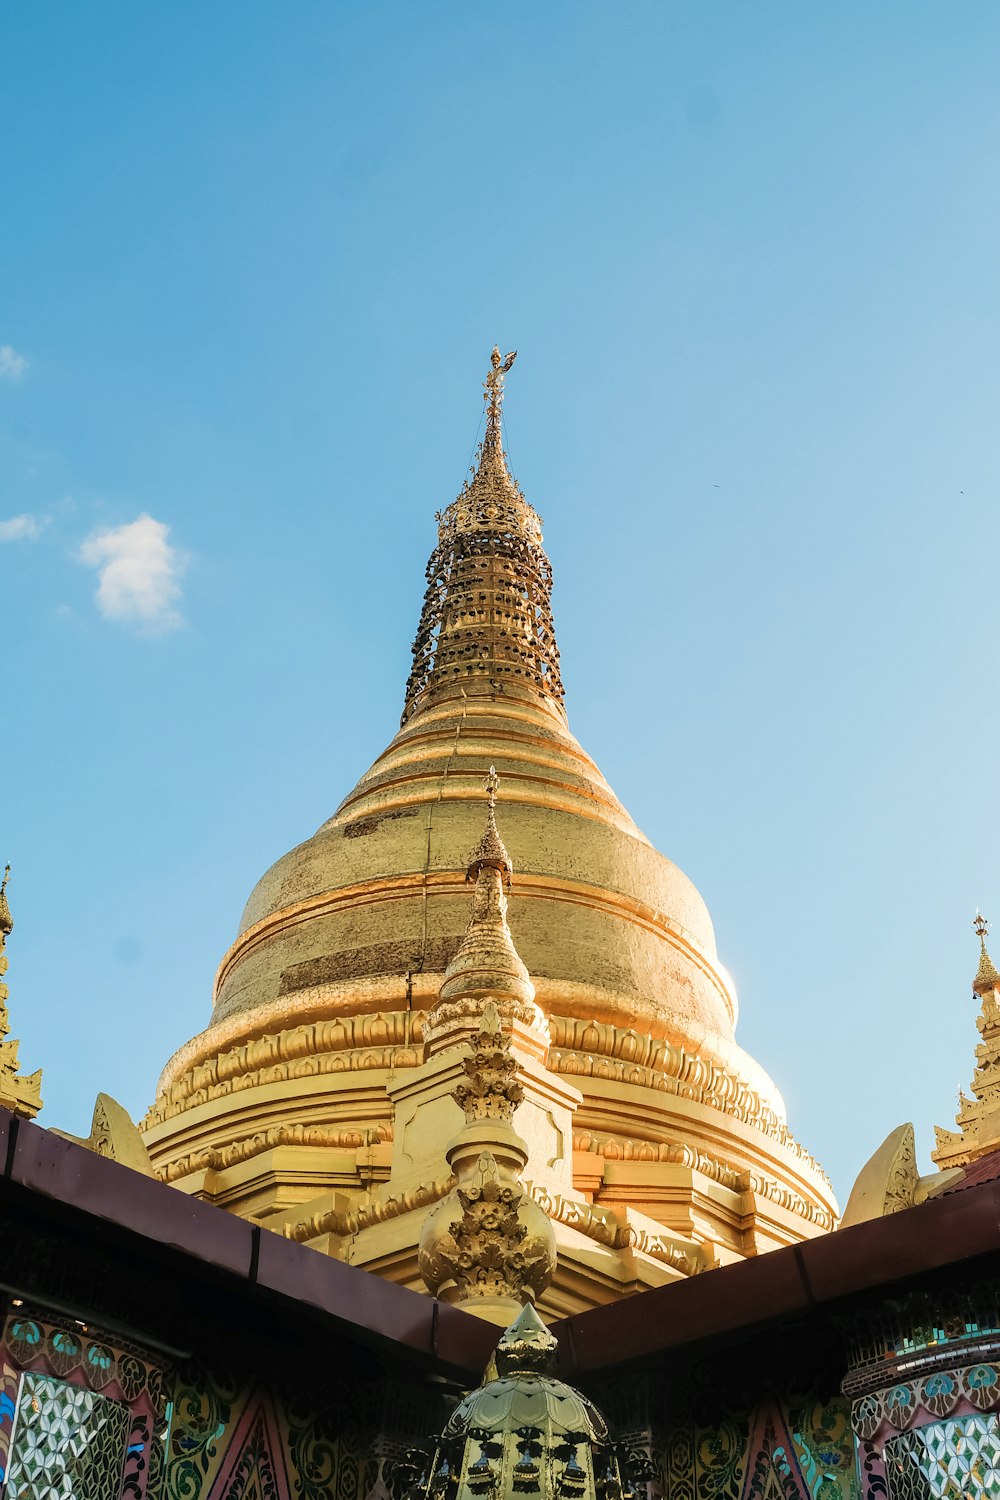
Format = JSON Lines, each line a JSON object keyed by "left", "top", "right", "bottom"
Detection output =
{"left": 0, "top": 864, "right": 13, "bottom": 943}
{"left": 484, "top": 345, "right": 517, "bottom": 449}
{"left": 0, "top": 864, "right": 42, "bottom": 1121}
{"left": 425, "top": 769, "right": 549, "bottom": 1058}
{"left": 418, "top": 1003, "right": 556, "bottom": 1320}
{"left": 466, "top": 766, "right": 513, "bottom": 885}
{"left": 974, "top": 911, "right": 1000, "bottom": 996}
{"left": 933, "top": 914, "right": 1000, "bottom": 1169}
{"left": 401, "top": 347, "right": 565, "bottom": 724}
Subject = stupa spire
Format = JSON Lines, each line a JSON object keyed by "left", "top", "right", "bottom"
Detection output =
{"left": 973, "top": 911, "right": 1000, "bottom": 995}
{"left": 933, "top": 912, "right": 1000, "bottom": 1169}
{"left": 424, "top": 770, "right": 549, "bottom": 1058}
{"left": 0, "top": 865, "right": 43, "bottom": 1121}
{"left": 402, "top": 346, "right": 564, "bottom": 722}
{"left": 466, "top": 765, "right": 513, "bottom": 885}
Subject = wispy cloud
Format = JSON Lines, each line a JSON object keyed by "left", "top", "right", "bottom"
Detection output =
{"left": 0, "top": 346, "right": 28, "bottom": 381}
{"left": 0, "top": 513, "right": 43, "bottom": 541}
{"left": 78, "top": 514, "right": 186, "bottom": 634}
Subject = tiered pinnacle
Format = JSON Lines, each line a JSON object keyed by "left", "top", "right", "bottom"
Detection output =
{"left": 418, "top": 777, "right": 557, "bottom": 1321}
{"left": 933, "top": 914, "right": 1000, "bottom": 1169}
{"left": 424, "top": 769, "right": 550, "bottom": 1058}
{"left": 402, "top": 347, "right": 564, "bottom": 723}
{"left": 0, "top": 866, "right": 42, "bottom": 1121}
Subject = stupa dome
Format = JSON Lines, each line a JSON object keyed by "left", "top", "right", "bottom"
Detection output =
{"left": 144, "top": 348, "right": 836, "bottom": 1308}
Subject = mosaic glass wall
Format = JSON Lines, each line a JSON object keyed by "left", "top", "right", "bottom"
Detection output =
{"left": 0, "top": 1311, "right": 367, "bottom": 1500}
{"left": 883, "top": 1415, "right": 1000, "bottom": 1500}
{"left": 5, "top": 1373, "right": 131, "bottom": 1500}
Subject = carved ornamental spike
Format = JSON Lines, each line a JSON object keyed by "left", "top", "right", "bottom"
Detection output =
{"left": 933, "top": 913, "right": 1000, "bottom": 1169}
{"left": 0, "top": 866, "right": 42, "bottom": 1121}
{"left": 453, "top": 1003, "right": 524, "bottom": 1124}
{"left": 467, "top": 767, "right": 513, "bottom": 885}
{"left": 424, "top": 772, "right": 550, "bottom": 1056}
{"left": 418, "top": 1004, "right": 556, "bottom": 1318}
{"left": 402, "top": 347, "right": 564, "bottom": 722}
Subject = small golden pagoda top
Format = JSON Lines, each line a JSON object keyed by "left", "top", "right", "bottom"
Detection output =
{"left": 0, "top": 865, "right": 13, "bottom": 941}
{"left": 0, "top": 865, "right": 43, "bottom": 1122}
{"left": 973, "top": 912, "right": 1000, "bottom": 995}
{"left": 932, "top": 913, "right": 1000, "bottom": 1170}
{"left": 466, "top": 766, "right": 513, "bottom": 885}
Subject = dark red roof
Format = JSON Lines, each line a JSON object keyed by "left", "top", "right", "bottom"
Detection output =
{"left": 4, "top": 1106, "right": 1000, "bottom": 1384}
{"left": 941, "top": 1144, "right": 1000, "bottom": 1192}
{"left": 0, "top": 1109, "right": 498, "bottom": 1378}
{"left": 555, "top": 1174, "right": 1000, "bottom": 1377}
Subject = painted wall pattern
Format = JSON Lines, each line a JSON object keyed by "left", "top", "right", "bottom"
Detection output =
{"left": 2, "top": 1303, "right": 1000, "bottom": 1500}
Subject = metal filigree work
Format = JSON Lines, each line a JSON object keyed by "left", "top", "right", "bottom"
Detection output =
{"left": 402, "top": 349, "right": 564, "bottom": 722}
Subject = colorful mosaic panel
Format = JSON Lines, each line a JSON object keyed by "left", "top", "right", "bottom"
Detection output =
{"left": 5, "top": 1371, "right": 131, "bottom": 1499}
{"left": 884, "top": 1415, "right": 1000, "bottom": 1500}
{"left": 852, "top": 1365, "right": 1000, "bottom": 1442}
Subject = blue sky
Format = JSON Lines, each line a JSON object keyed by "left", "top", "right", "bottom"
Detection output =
{"left": 2, "top": 3, "right": 999, "bottom": 1203}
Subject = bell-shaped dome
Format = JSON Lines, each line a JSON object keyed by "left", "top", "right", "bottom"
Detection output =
{"left": 144, "top": 349, "right": 836, "bottom": 1291}
{"left": 396, "top": 1306, "right": 651, "bottom": 1500}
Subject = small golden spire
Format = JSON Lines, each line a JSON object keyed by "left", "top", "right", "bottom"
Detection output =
{"left": 0, "top": 864, "right": 13, "bottom": 943}
{"left": 466, "top": 766, "right": 513, "bottom": 884}
{"left": 0, "top": 865, "right": 42, "bottom": 1121}
{"left": 425, "top": 768, "right": 549, "bottom": 1059}
{"left": 973, "top": 911, "right": 1000, "bottom": 995}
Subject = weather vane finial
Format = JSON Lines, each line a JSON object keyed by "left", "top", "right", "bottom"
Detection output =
{"left": 976, "top": 910, "right": 990, "bottom": 942}
{"left": 484, "top": 345, "right": 517, "bottom": 440}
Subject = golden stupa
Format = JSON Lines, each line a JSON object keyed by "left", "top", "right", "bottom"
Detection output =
{"left": 142, "top": 348, "right": 836, "bottom": 1314}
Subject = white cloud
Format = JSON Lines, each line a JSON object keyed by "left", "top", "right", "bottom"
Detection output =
{"left": 79, "top": 514, "right": 186, "bottom": 634}
{"left": 0, "top": 346, "right": 28, "bottom": 381}
{"left": 0, "top": 513, "right": 43, "bottom": 541}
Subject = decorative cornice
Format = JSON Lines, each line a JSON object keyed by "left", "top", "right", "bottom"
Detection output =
{"left": 570, "top": 1130, "right": 837, "bottom": 1231}
{"left": 144, "top": 1010, "right": 423, "bottom": 1132}
{"left": 550, "top": 1018, "right": 830, "bottom": 1186}
{"left": 159, "top": 1121, "right": 393, "bottom": 1185}
{"left": 286, "top": 1170, "right": 454, "bottom": 1243}
{"left": 145, "top": 1009, "right": 829, "bottom": 1222}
